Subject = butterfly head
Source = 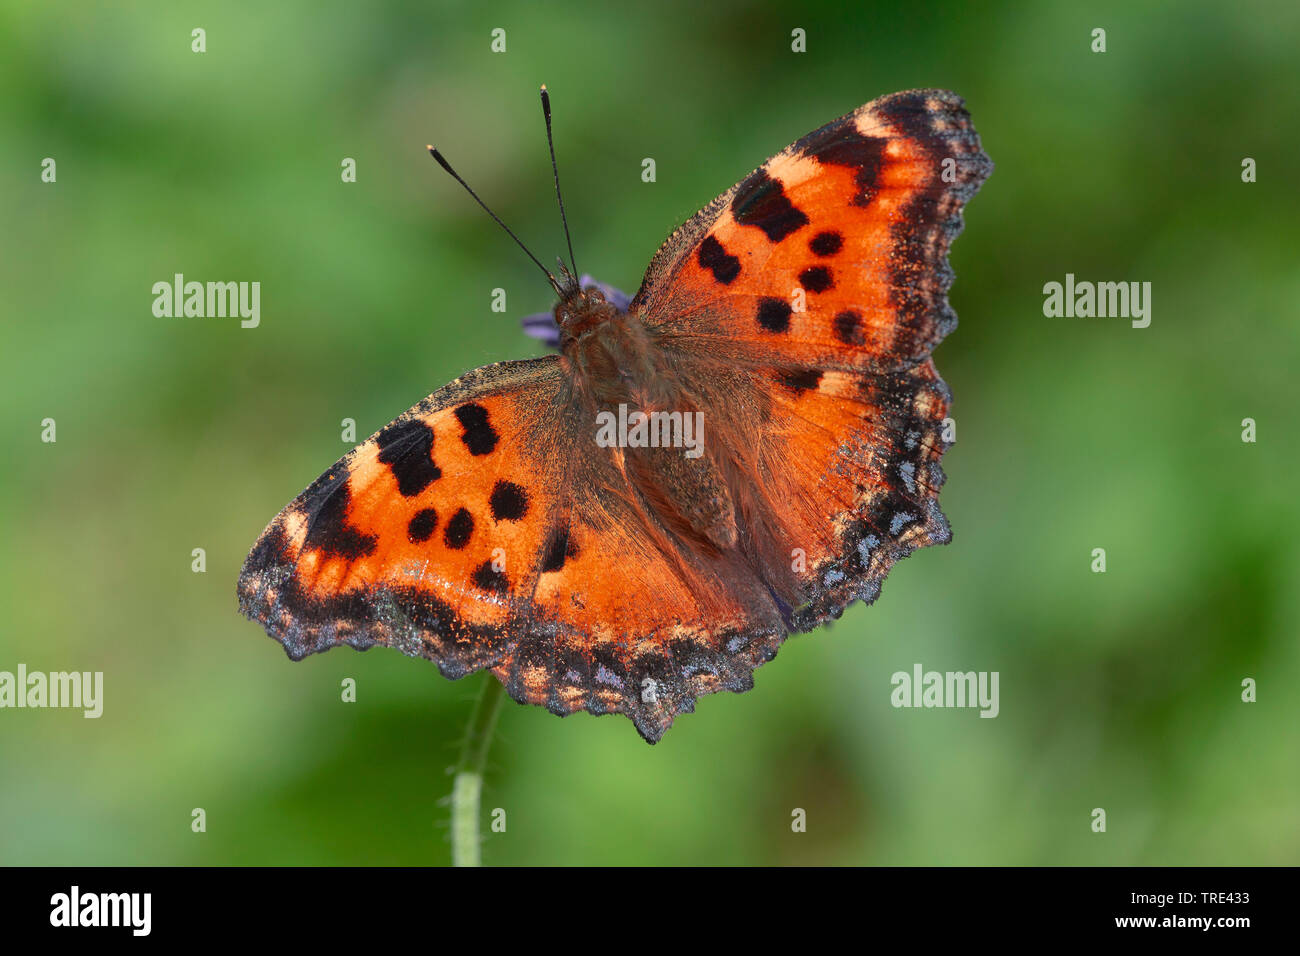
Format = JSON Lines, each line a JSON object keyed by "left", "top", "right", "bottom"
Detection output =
{"left": 521, "top": 273, "right": 630, "bottom": 351}
{"left": 554, "top": 282, "right": 618, "bottom": 339}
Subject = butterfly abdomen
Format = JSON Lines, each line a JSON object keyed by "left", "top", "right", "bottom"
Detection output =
{"left": 626, "top": 431, "right": 738, "bottom": 551}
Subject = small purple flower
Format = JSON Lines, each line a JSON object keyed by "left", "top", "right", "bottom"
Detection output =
{"left": 520, "top": 275, "right": 631, "bottom": 351}
{"left": 520, "top": 312, "right": 563, "bottom": 350}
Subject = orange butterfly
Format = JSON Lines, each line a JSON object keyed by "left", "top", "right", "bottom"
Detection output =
{"left": 237, "top": 88, "right": 992, "bottom": 743}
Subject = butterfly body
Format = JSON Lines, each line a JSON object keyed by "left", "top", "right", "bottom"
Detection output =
{"left": 561, "top": 297, "right": 740, "bottom": 550}
{"left": 238, "top": 89, "right": 992, "bottom": 742}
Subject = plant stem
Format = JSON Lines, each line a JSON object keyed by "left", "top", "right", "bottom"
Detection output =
{"left": 450, "top": 673, "right": 505, "bottom": 867}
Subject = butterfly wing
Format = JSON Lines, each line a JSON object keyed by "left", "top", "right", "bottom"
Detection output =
{"left": 238, "top": 355, "right": 787, "bottom": 742}
{"left": 633, "top": 88, "right": 991, "bottom": 373}
{"left": 238, "top": 358, "right": 581, "bottom": 679}
{"left": 615, "top": 90, "right": 990, "bottom": 652}
{"left": 484, "top": 430, "right": 791, "bottom": 743}
{"left": 487, "top": 354, "right": 957, "bottom": 742}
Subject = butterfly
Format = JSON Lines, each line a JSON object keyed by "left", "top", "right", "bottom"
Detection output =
{"left": 237, "top": 87, "right": 992, "bottom": 743}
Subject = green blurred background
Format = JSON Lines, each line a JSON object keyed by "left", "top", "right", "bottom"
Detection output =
{"left": 2, "top": 0, "right": 1296, "bottom": 865}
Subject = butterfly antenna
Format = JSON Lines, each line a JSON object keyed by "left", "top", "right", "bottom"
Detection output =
{"left": 426, "top": 145, "right": 566, "bottom": 299}
{"left": 540, "top": 85, "right": 578, "bottom": 289}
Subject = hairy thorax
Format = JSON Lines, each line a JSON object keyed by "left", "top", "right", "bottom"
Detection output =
{"left": 558, "top": 289, "right": 738, "bottom": 551}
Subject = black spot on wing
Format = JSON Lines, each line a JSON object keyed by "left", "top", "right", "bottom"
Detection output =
{"left": 873, "top": 90, "right": 942, "bottom": 133}
{"left": 697, "top": 235, "right": 741, "bottom": 284}
{"left": 300, "top": 470, "right": 377, "bottom": 560}
{"left": 540, "top": 523, "right": 577, "bottom": 573}
{"left": 444, "top": 508, "right": 474, "bottom": 549}
{"left": 376, "top": 419, "right": 441, "bottom": 497}
{"left": 472, "top": 560, "right": 508, "bottom": 593}
{"left": 489, "top": 480, "right": 529, "bottom": 521}
{"left": 731, "top": 169, "right": 808, "bottom": 242}
{"left": 809, "top": 231, "right": 843, "bottom": 256}
{"left": 407, "top": 507, "right": 438, "bottom": 544}
{"left": 808, "top": 127, "right": 887, "bottom": 207}
{"left": 833, "top": 309, "right": 865, "bottom": 346}
{"left": 777, "top": 369, "right": 823, "bottom": 392}
{"left": 756, "top": 297, "right": 792, "bottom": 333}
{"left": 799, "top": 266, "right": 833, "bottom": 293}
{"left": 454, "top": 403, "right": 498, "bottom": 456}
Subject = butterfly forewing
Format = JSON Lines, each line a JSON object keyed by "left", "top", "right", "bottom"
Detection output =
{"left": 633, "top": 89, "right": 991, "bottom": 374}
{"left": 238, "top": 358, "right": 575, "bottom": 678}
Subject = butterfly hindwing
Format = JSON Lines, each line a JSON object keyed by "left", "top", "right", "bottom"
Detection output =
{"left": 747, "top": 359, "right": 954, "bottom": 629}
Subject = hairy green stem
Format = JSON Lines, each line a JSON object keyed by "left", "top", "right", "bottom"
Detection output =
{"left": 450, "top": 674, "right": 505, "bottom": 867}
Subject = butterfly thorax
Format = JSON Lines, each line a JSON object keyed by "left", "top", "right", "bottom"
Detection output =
{"left": 565, "top": 303, "right": 654, "bottom": 388}
{"left": 562, "top": 298, "right": 740, "bottom": 553}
